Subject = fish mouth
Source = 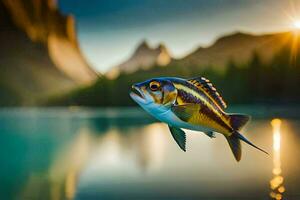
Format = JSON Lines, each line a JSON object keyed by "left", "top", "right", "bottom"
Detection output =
{"left": 130, "top": 85, "right": 145, "bottom": 101}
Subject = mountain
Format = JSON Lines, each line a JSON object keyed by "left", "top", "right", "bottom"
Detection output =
{"left": 173, "top": 31, "right": 291, "bottom": 72}
{"left": 106, "top": 40, "right": 171, "bottom": 79}
{"left": 0, "top": 0, "right": 97, "bottom": 105}
{"left": 106, "top": 31, "right": 293, "bottom": 79}
{"left": 49, "top": 30, "right": 300, "bottom": 106}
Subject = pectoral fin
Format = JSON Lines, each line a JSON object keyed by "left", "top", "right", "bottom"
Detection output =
{"left": 168, "top": 125, "right": 186, "bottom": 152}
{"left": 171, "top": 103, "right": 200, "bottom": 122}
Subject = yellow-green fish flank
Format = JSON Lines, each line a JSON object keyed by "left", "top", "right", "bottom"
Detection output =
{"left": 173, "top": 80, "right": 233, "bottom": 136}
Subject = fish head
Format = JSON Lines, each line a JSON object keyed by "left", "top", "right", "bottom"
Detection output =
{"left": 130, "top": 78, "right": 177, "bottom": 113}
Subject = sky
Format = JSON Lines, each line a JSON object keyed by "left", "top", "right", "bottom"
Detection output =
{"left": 58, "top": 0, "right": 300, "bottom": 72}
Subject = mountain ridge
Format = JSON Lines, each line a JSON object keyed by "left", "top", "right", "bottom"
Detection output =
{"left": 106, "top": 40, "right": 172, "bottom": 79}
{"left": 107, "top": 31, "right": 294, "bottom": 79}
{"left": 172, "top": 31, "right": 292, "bottom": 72}
{"left": 48, "top": 31, "right": 300, "bottom": 106}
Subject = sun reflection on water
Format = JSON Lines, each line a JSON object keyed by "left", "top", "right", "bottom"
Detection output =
{"left": 270, "top": 119, "right": 285, "bottom": 200}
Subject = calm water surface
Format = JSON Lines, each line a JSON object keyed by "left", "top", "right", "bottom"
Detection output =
{"left": 0, "top": 107, "right": 300, "bottom": 200}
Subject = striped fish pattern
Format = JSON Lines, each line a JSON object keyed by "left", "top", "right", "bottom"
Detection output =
{"left": 171, "top": 77, "right": 233, "bottom": 135}
{"left": 130, "top": 76, "right": 268, "bottom": 161}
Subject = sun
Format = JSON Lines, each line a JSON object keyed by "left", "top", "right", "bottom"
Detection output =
{"left": 293, "top": 20, "right": 300, "bottom": 29}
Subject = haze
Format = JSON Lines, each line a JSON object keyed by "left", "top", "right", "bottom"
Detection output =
{"left": 59, "top": 0, "right": 300, "bottom": 72}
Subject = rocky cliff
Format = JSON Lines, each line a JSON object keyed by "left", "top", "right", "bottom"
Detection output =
{"left": 0, "top": 0, "right": 97, "bottom": 105}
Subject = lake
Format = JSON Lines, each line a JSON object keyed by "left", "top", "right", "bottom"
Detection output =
{"left": 0, "top": 106, "right": 299, "bottom": 200}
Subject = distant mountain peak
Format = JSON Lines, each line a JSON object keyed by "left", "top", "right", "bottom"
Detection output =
{"left": 106, "top": 41, "right": 172, "bottom": 79}
{"left": 108, "top": 31, "right": 292, "bottom": 79}
{"left": 157, "top": 43, "right": 168, "bottom": 51}
{"left": 135, "top": 40, "right": 150, "bottom": 52}
{"left": 213, "top": 31, "right": 255, "bottom": 45}
{"left": 177, "top": 31, "right": 291, "bottom": 72}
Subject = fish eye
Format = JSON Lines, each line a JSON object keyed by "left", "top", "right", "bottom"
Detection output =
{"left": 149, "top": 81, "right": 160, "bottom": 91}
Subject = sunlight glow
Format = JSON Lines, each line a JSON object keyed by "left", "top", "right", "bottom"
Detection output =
{"left": 294, "top": 21, "right": 300, "bottom": 29}
{"left": 272, "top": 119, "right": 281, "bottom": 153}
{"left": 270, "top": 119, "right": 285, "bottom": 200}
{"left": 284, "top": 3, "right": 300, "bottom": 62}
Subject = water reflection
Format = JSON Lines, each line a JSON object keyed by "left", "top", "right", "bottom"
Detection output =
{"left": 18, "top": 123, "right": 169, "bottom": 199}
{"left": 136, "top": 123, "right": 167, "bottom": 171}
{"left": 270, "top": 119, "right": 285, "bottom": 200}
{"left": 20, "top": 129, "right": 95, "bottom": 200}
{"left": 1, "top": 109, "right": 300, "bottom": 199}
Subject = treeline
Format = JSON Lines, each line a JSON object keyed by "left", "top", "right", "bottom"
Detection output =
{"left": 0, "top": 82, "right": 22, "bottom": 106}
{"left": 49, "top": 44, "right": 300, "bottom": 106}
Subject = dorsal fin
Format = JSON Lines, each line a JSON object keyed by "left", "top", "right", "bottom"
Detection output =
{"left": 188, "top": 77, "right": 227, "bottom": 109}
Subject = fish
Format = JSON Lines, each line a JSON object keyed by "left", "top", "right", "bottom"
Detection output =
{"left": 129, "top": 76, "right": 268, "bottom": 162}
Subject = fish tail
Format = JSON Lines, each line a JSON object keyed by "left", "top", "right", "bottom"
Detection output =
{"left": 225, "top": 131, "right": 269, "bottom": 162}
{"left": 235, "top": 131, "right": 269, "bottom": 155}
{"left": 225, "top": 134, "right": 241, "bottom": 161}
